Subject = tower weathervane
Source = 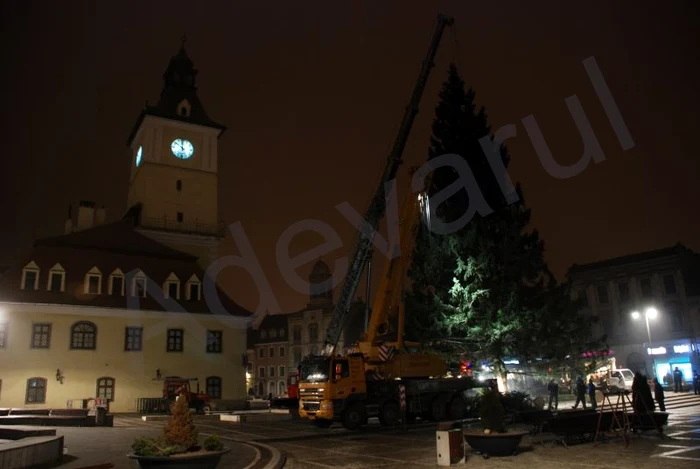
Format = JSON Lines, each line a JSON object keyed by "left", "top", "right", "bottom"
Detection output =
{"left": 181, "top": 33, "right": 187, "bottom": 48}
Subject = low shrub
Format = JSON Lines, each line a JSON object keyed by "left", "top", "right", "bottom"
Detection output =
{"left": 203, "top": 434, "right": 224, "bottom": 451}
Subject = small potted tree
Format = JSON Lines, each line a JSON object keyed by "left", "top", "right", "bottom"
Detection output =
{"left": 463, "top": 388, "right": 529, "bottom": 459}
{"left": 128, "top": 394, "right": 230, "bottom": 468}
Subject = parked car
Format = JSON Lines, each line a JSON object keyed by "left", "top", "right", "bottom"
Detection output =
{"left": 608, "top": 369, "right": 635, "bottom": 390}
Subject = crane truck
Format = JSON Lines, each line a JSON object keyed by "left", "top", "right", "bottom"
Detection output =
{"left": 297, "top": 15, "right": 485, "bottom": 430}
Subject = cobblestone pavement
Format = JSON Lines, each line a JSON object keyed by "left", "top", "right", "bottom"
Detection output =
{"left": 51, "top": 421, "right": 260, "bottom": 469}
{"left": 111, "top": 397, "right": 699, "bottom": 469}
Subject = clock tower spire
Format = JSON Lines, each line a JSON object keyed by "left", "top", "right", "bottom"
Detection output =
{"left": 125, "top": 40, "right": 227, "bottom": 269}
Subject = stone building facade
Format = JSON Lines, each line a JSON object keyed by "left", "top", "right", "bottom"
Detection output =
{"left": 568, "top": 244, "right": 700, "bottom": 382}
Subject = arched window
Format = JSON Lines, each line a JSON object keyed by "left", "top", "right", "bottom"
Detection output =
{"left": 257, "top": 381, "right": 264, "bottom": 396}
{"left": 71, "top": 321, "right": 97, "bottom": 350}
{"left": 268, "top": 381, "right": 275, "bottom": 396}
{"left": 25, "top": 377, "right": 47, "bottom": 404}
{"left": 96, "top": 377, "right": 115, "bottom": 401}
{"left": 279, "top": 381, "right": 286, "bottom": 395}
{"left": 206, "top": 376, "right": 222, "bottom": 399}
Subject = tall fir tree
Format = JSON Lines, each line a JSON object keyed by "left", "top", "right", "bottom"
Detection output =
{"left": 407, "top": 64, "right": 601, "bottom": 390}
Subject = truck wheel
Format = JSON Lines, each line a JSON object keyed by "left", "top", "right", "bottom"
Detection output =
{"left": 313, "top": 419, "right": 333, "bottom": 429}
{"left": 448, "top": 397, "right": 467, "bottom": 420}
{"left": 342, "top": 404, "right": 365, "bottom": 431}
{"left": 380, "top": 401, "right": 400, "bottom": 427}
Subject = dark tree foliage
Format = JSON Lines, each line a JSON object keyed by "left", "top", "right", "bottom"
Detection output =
{"left": 406, "top": 64, "right": 601, "bottom": 387}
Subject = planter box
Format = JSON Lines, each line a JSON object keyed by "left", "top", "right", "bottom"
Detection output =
{"left": 128, "top": 449, "right": 230, "bottom": 469}
{"left": 463, "top": 429, "right": 528, "bottom": 458}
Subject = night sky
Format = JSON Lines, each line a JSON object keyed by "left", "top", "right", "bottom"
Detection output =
{"left": 1, "top": 1, "right": 698, "bottom": 314}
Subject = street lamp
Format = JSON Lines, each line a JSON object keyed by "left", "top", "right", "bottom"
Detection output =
{"left": 631, "top": 307, "right": 659, "bottom": 378}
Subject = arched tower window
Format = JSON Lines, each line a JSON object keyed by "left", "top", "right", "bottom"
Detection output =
{"left": 177, "top": 99, "right": 191, "bottom": 117}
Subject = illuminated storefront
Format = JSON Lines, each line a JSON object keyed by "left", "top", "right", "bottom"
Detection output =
{"left": 646, "top": 340, "right": 698, "bottom": 383}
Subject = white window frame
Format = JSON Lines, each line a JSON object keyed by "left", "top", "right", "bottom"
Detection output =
{"left": 21, "top": 261, "right": 40, "bottom": 291}
{"left": 186, "top": 274, "right": 201, "bottom": 300}
{"left": 108, "top": 269, "right": 125, "bottom": 296}
{"left": 47, "top": 263, "right": 65, "bottom": 292}
{"left": 84, "top": 266, "right": 102, "bottom": 294}
{"left": 164, "top": 272, "right": 181, "bottom": 300}
{"left": 131, "top": 271, "right": 147, "bottom": 297}
{"left": 279, "top": 366, "right": 285, "bottom": 378}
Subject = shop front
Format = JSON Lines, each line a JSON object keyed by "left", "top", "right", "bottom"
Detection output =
{"left": 645, "top": 339, "right": 698, "bottom": 384}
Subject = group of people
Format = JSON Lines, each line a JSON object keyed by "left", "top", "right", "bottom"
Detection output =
{"left": 666, "top": 367, "right": 700, "bottom": 394}
{"left": 546, "top": 376, "right": 601, "bottom": 411}
{"left": 546, "top": 368, "right": 700, "bottom": 413}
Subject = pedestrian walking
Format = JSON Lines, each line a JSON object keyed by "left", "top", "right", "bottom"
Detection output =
{"left": 654, "top": 377, "right": 666, "bottom": 411}
{"left": 573, "top": 376, "right": 587, "bottom": 409}
{"left": 673, "top": 367, "right": 683, "bottom": 392}
{"left": 588, "top": 377, "right": 597, "bottom": 411}
{"left": 547, "top": 379, "right": 559, "bottom": 411}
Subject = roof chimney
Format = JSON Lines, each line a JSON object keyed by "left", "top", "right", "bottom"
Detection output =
{"left": 64, "top": 204, "right": 73, "bottom": 234}
{"left": 75, "top": 200, "right": 96, "bottom": 231}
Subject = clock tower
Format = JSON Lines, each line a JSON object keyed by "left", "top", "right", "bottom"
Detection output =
{"left": 126, "top": 39, "right": 226, "bottom": 269}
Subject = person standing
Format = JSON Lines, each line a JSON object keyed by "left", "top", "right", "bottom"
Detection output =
{"left": 588, "top": 377, "right": 597, "bottom": 410}
{"left": 654, "top": 377, "right": 666, "bottom": 411}
{"left": 573, "top": 376, "right": 587, "bottom": 409}
{"left": 693, "top": 372, "right": 700, "bottom": 395}
{"left": 673, "top": 367, "right": 683, "bottom": 392}
{"left": 547, "top": 379, "right": 559, "bottom": 411}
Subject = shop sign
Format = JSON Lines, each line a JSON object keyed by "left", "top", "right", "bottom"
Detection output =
{"left": 647, "top": 346, "right": 666, "bottom": 355}
{"left": 673, "top": 344, "right": 690, "bottom": 354}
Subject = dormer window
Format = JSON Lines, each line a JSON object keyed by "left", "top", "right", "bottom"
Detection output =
{"left": 177, "top": 99, "right": 191, "bottom": 117}
{"left": 84, "top": 267, "right": 102, "bottom": 295}
{"left": 131, "top": 271, "right": 147, "bottom": 297}
{"left": 47, "top": 263, "right": 65, "bottom": 292}
{"left": 164, "top": 272, "right": 180, "bottom": 300}
{"left": 108, "top": 269, "right": 125, "bottom": 296}
{"left": 186, "top": 274, "right": 201, "bottom": 301}
{"left": 21, "top": 262, "right": 40, "bottom": 291}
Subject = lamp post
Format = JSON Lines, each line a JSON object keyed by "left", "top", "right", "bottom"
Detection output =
{"left": 631, "top": 307, "right": 658, "bottom": 379}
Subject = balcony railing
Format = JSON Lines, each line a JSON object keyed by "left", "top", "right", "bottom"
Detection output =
{"left": 138, "top": 216, "right": 226, "bottom": 237}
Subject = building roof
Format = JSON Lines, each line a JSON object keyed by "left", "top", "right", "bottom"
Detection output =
{"left": 0, "top": 221, "right": 252, "bottom": 317}
{"left": 568, "top": 244, "right": 689, "bottom": 275}
{"left": 248, "top": 313, "right": 292, "bottom": 345}
{"left": 35, "top": 219, "right": 197, "bottom": 261}
{"left": 127, "top": 44, "right": 226, "bottom": 145}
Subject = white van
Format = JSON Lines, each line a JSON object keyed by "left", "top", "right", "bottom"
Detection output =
{"left": 608, "top": 369, "right": 635, "bottom": 390}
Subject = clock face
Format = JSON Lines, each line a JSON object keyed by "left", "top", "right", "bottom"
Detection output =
{"left": 170, "top": 139, "right": 194, "bottom": 159}
{"left": 135, "top": 146, "right": 143, "bottom": 167}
